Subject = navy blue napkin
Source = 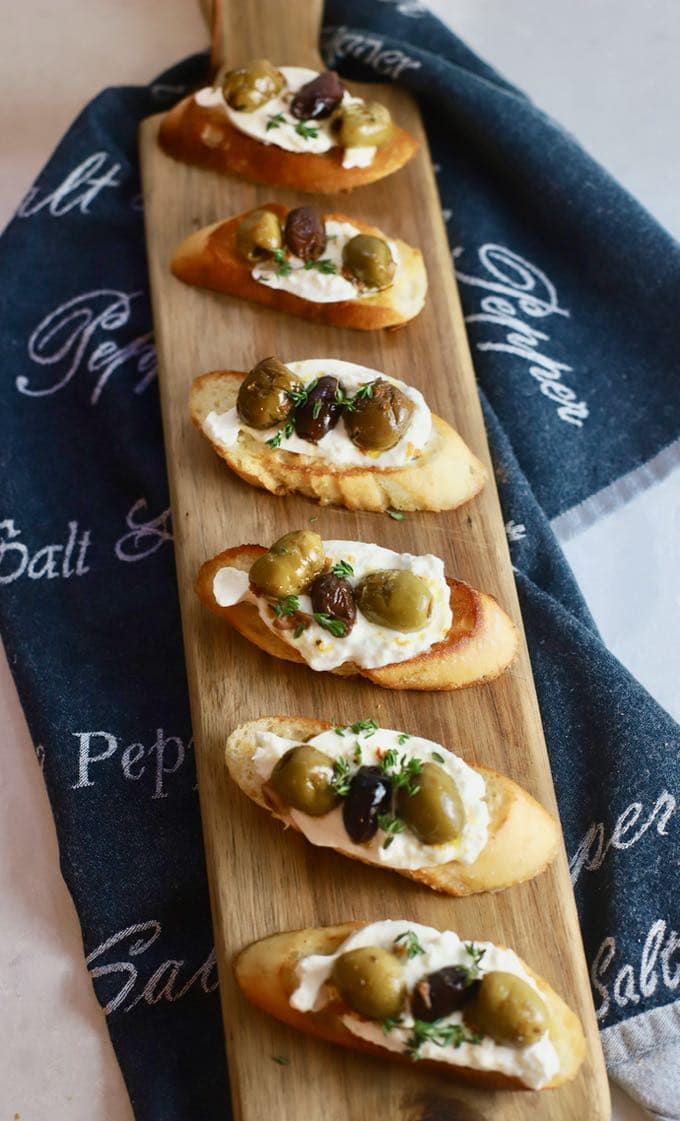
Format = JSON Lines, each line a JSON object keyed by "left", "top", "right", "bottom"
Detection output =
{"left": 1, "top": 2, "right": 678, "bottom": 1117}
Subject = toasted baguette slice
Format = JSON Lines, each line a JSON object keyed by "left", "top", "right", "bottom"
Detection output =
{"left": 225, "top": 716, "right": 559, "bottom": 894}
{"left": 171, "top": 204, "right": 427, "bottom": 331}
{"left": 234, "top": 921, "right": 586, "bottom": 1090}
{"left": 158, "top": 95, "right": 418, "bottom": 194}
{"left": 190, "top": 369, "right": 487, "bottom": 513}
{"left": 195, "top": 545, "right": 519, "bottom": 691}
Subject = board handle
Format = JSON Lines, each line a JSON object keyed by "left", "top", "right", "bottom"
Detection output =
{"left": 199, "top": 0, "right": 324, "bottom": 74}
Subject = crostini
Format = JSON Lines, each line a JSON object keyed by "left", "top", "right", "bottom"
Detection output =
{"left": 195, "top": 530, "right": 518, "bottom": 690}
{"left": 159, "top": 61, "right": 418, "bottom": 193}
{"left": 190, "top": 357, "right": 486, "bottom": 513}
{"left": 235, "top": 919, "right": 586, "bottom": 1089}
{"left": 171, "top": 203, "right": 427, "bottom": 330}
{"left": 226, "top": 716, "right": 559, "bottom": 894}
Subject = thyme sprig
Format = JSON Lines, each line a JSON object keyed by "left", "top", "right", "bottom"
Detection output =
{"left": 313, "top": 612, "right": 348, "bottom": 637}
{"left": 394, "top": 930, "right": 425, "bottom": 959}
{"left": 331, "top": 559, "right": 354, "bottom": 578}
{"left": 406, "top": 1020, "right": 482, "bottom": 1060}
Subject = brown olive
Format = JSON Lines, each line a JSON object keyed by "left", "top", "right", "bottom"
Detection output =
{"left": 342, "top": 766, "right": 392, "bottom": 844}
{"left": 356, "top": 569, "right": 433, "bottom": 632}
{"left": 222, "top": 59, "right": 284, "bottom": 112}
{"left": 332, "top": 946, "right": 405, "bottom": 1020}
{"left": 249, "top": 530, "right": 325, "bottom": 598}
{"left": 235, "top": 209, "right": 282, "bottom": 262}
{"left": 310, "top": 572, "right": 356, "bottom": 634}
{"left": 236, "top": 357, "right": 300, "bottom": 429}
{"left": 284, "top": 207, "right": 326, "bottom": 262}
{"left": 269, "top": 745, "right": 339, "bottom": 816}
{"left": 335, "top": 100, "right": 394, "bottom": 148}
{"left": 291, "top": 70, "right": 344, "bottom": 120}
{"left": 396, "top": 762, "right": 465, "bottom": 844}
{"left": 464, "top": 971, "right": 549, "bottom": 1047}
{"left": 344, "top": 379, "right": 413, "bottom": 452}
{"left": 294, "top": 376, "right": 342, "bottom": 442}
{"left": 342, "top": 235, "right": 395, "bottom": 290}
{"left": 411, "top": 966, "right": 479, "bottom": 1022}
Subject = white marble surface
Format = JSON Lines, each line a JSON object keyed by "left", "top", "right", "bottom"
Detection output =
{"left": 3, "top": 1, "right": 676, "bottom": 1118}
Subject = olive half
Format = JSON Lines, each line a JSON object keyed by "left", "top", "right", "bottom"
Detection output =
{"left": 291, "top": 71, "right": 344, "bottom": 120}
{"left": 343, "top": 235, "right": 395, "bottom": 290}
{"left": 236, "top": 357, "right": 300, "bottom": 429}
{"left": 411, "top": 965, "right": 479, "bottom": 1022}
{"left": 356, "top": 569, "right": 433, "bottom": 632}
{"left": 342, "top": 766, "right": 392, "bottom": 844}
{"left": 396, "top": 762, "right": 465, "bottom": 845}
{"left": 336, "top": 101, "right": 394, "bottom": 148}
{"left": 463, "top": 971, "right": 549, "bottom": 1047}
{"left": 332, "top": 946, "right": 405, "bottom": 1020}
{"left": 310, "top": 571, "right": 356, "bottom": 634}
{"left": 284, "top": 207, "right": 326, "bottom": 262}
{"left": 294, "top": 376, "right": 342, "bottom": 443}
{"left": 269, "top": 745, "right": 339, "bottom": 816}
{"left": 344, "top": 379, "right": 413, "bottom": 452}
{"left": 222, "top": 59, "right": 284, "bottom": 112}
{"left": 235, "top": 209, "right": 282, "bottom": 262}
{"left": 249, "top": 530, "right": 324, "bottom": 598}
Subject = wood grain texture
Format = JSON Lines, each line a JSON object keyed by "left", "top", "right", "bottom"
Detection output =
{"left": 139, "top": 34, "right": 609, "bottom": 1121}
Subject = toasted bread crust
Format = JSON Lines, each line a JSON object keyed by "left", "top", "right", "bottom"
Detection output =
{"left": 195, "top": 545, "right": 519, "bottom": 691}
{"left": 158, "top": 96, "right": 419, "bottom": 193}
{"left": 225, "top": 716, "right": 559, "bottom": 894}
{"left": 189, "top": 369, "right": 487, "bottom": 512}
{"left": 171, "top": 204, "right": 427, "bottom": 330}
{"left": 234, "top": 922, "right": 586, "bottom": 1089}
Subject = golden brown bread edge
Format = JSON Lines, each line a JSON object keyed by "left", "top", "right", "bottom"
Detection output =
{"left": 195, "top": 545, "right": 519, "bottom": 691}
{"left": 158, "top": 95, "right": 419, "bottom": 193}
{"left": 225, "top": 715, "right": 560, "bottom": 894}
{"left": 234, "top": 921, "right": 587, "bottom": 1090}
{"left": 190, "top": 369, "right": 487, "bottom": 513}
{"left": 171, "top": 203, "right": 427, "bottom": 330}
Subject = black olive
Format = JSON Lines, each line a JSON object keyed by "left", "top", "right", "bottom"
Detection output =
{"left": 290, "top": 71, "right": 344, "bottom": 120}
{"left": 284, "top": 207, "right": 326, "bottom": 262}
{"left": 294, "top": 376, "right": 343, "bottom": 442}
{"left": 310, "top": 572, "right": 356, "bottom": 633}
{"left": 342, "top": 766, "right": 392, "bottom": 844}
{"left": 410, "top": 966, "right": 479, "bottom": 1023}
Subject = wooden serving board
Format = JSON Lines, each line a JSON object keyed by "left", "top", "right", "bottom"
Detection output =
{"left": 139, "top": 4, "right": 609, "bottom": 1118}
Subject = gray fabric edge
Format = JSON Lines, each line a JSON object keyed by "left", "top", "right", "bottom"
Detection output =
{"left": 603, "top": 1003, "right": 680, "bottom": 1121}
{"left": 551, "top": 439, "right": 680, "bottom": 543}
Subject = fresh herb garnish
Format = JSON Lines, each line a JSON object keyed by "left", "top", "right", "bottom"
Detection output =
{"left": 271, "top": 1054, "right": 290, "bottom": 1065}
{"left": 313, "top": 612, "right": 347, "bottom": 637}
{"left": 406, "top": 1020, "right": 482, "bottom": 1060}
{"left": 353, "top": 382, "right": 374, "bottom": 402}
{"left": 331, "top": 559, "right": 354, "bottom": 578}
{"left": 295, "top": 120, "right": 319, "bottom": 140}
{"left": 266, "top": 112, "right": 286, "bottom": 131}
{"left": 377, "top": 813, "right": 406, "bottom": 849}
{"left": 379, "top": 751, "right": 423, "bottom": 796}
{"left": 353, "top": 743, "right": 363, "bottom": 765}
{"left": 293, "top": 622, "right": 306, "bottom": 639}
{"left": 312, "top": 398, "right": 322, "bottom": 419}
{"left": 388, "top": 510, "right": 405, "bottom": 521}
{"left": 431, "top": 751, "right": 445, "bottom": 763}
{"left": 272, "top": 247, "right": 292, "bottom": 277}
{"left": 398, "top": 733, "right": 411, "bottom": 745}
{"left": 334, "top": 726, "right": 346, "bottom": 736}
{"left": 463, "top": 943, "right": 486, "bottom": 979}
{"left": 379, "top": 747, "right": 399, "bottom": 771}
{"left": 331, "top": 756, "right": 352, "bottom": 797}
{"left": 394, "top": 930, "right": 425, "bottom": 959}
{"left": 303, "top": 258, "right": 337, "bottom": 275}
{"left": 273, "top": 594, "right": 300, "bottom": 618}
{"left": 265, "top": 418, "right": 295, "bottom": 448}
{"left": 335, "top": 382, "right": 375, "bottom": 411}
{"left": 382, "top": 1015, "right": 403, "bottom": 1034}
{"left": 350, "top": 719, "right": 378, "bottom": 736}
{"left": 287, "top": 379, "right": 318, "bottom": 408}
{"left": 309, "top": 515, "right": 319, "bottom": 523}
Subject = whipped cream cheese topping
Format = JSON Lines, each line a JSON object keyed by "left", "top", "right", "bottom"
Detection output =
{"left": 212, "top": 539, "right": 452, "bottom": 672}
{"left": 202, "top": 358, "right": 432, "bottom": 468}
{"left": 290, "top": 920, "right": 560, "bottom": 1089}
{"left": 252, "top": 726, "right": 489, "bottom": 869}
{"left": 250, "top": 219, "right": 400, "bottom": 303}
{"left": 195, "top": 67, "right": 375, "bottom": 169}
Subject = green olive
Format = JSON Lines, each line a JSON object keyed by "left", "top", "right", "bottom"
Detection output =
{"left": 332, "top": 946, "right": 405, "bottom": 1020}
{"left": 249, "top": 530, "right": 325, "bottom": 598}
{"left": 336, "top": 101, "right": 394, "bottom": 148}
{"left": 396, "top": 762, "right": 465, "bottom": 844}
{"left": 236, "top": 357, "right": 300, "bottom": 429}
{"left": 356, "top": 569, "right": 433, "bottom": 632}
{"left": 463, "top": 971, "right": 549, "bottom": 1047}
{"left": 222, "top": 58, "right": 284, "bottom": 112}
{"left": 344, "top": 378, "right": 414, "bottom": 452}
{"left": 342, "top": 234, "right": 395, "bottom": 290}
{"left": 235, "top": 209, "right": 282, "bottom": 262}
{"left": 269, "top": 745, "right": 339, "bottom": 816}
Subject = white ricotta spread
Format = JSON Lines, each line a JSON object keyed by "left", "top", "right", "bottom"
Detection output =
{"left": 212, "top": 539, "right": 452, "bottom": 672}
{"left": 252, "top": 726, "right": 489, "bottom": 869}
{"left": 195, "top": 66, "right": 374, "bottom": 169}
{"left": 250, "top": 219, "right": 399, "bottom": 303}
{"left": 202, "top": 358, "right": 431, "bottom": 469}
{"left": 290, "top": 920, "right": 560, "bottom": 1089}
